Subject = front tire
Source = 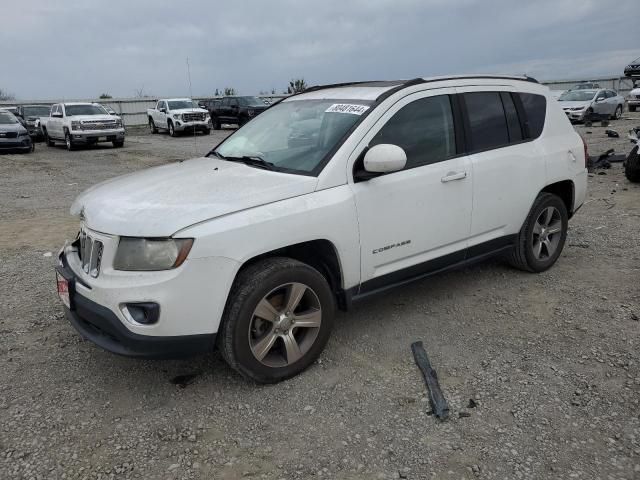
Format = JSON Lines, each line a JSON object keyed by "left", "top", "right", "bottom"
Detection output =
{"left": 218, "top": 257, "right": 335, "bottom": 383}
{"left": 508, "top": 193, "right": 568, "bottom": 273}
{"left": 212, "top": 117, "right": 221, "bottom": 130}
{"left": 203, "top": 128, "right": 211, "bottom": 135}
{"left": 44, "top": 130, "right": 54, "bottom": 147}
{"left": 168, "top": 121, "right": 176, "bottom": 137}
{"left": 112, "top": 140, "right": 124, "bottom": 148}
{"left": 64, "top": 130, "right": 75, "bottom": 151}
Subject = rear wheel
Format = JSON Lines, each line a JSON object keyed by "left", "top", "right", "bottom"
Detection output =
{"left": 612, "top": 105, "right": 623, "bottom": 120}
{"left": 149, "top": 117, "right": 158, "bottom": 134}
{"left": 508, "top": 193, "right": 568, "bottom": 273}
{"left": 64, "top": 130, "right": 75, "bottom": 151}
{"left": 218, "top": 257, "right": 335, "bottom": 383}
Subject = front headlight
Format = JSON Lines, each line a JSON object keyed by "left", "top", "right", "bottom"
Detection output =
{"left": 71, "top": 121, "right": 82, "bottom": 131}
{"left": 173, "top": 114, "right": 180, "bottom": 119}
{"left": 115, "top": 118, "right": 123, "bottom": 127}
{"left": 113, "top": 237, "right": 194, "bottom": 271}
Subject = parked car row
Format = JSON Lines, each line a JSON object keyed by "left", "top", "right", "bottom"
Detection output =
{"left": 198, "top": 96, "right": 269, "bottom": 129}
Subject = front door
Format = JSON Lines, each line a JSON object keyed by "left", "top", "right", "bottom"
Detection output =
{"left": 350, "top": 89, "right": 472, "bottom": 293}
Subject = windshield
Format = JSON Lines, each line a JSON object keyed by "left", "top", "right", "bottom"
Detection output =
{"left": 168, "top": 100, "right": 198, "bottom": 110}
{"left": 65, "top": 105, "right": 107, "bottom": 116}
{"left": 0, "top": 111, "right": 18, "bottom": 124}
{"left": 239, "top": 96, "right": 267, "bottom": 107}
{"left": 559, "top": 91, "right": 596, "bottom": 102}
{"left": 23, "top": 106, "right": 51, "bottom": 117}
{"left": 214, "top": 99, "right": 372, "bottom": 175}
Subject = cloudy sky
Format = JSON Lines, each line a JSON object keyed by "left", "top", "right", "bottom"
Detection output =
{"left": 2, "top": 0, "right": 638, "bottom": 100}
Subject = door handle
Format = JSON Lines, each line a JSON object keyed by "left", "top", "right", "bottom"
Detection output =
{"left": 441, "top": 171, "right": 467, "bottom": 183}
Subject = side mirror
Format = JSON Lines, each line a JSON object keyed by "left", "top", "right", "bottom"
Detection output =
{"left": 364, "top": 144, "right": 407, "bottom": 173}
{"left": 160, "top": 108, "right": 167, "bottom": 113}
{"left": 52, "top": 112, "right": 63, "bottom": 118}
{"left": 596, "top": 97, "right": 605, "bottom": 103}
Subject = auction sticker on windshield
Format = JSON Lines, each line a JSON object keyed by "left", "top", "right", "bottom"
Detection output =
{"left": 325, "top": 104, "right": 370, "bottom": 115}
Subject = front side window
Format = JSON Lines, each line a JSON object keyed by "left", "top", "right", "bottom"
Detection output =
{"left": 65, "top": 105, "right": 107, "bottom": 116}
{"left": 214, "top": 98, "right": 372, "bottom": 175}
{"left": 370, "top": 95, "right": 456, "bottom": 169}
{"left": 463, "top": 92, "right": 509, "bottom": 152}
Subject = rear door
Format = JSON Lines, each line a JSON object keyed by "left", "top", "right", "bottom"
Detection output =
{"left": 456, "top": 88, "right": 546, "bottom": 249}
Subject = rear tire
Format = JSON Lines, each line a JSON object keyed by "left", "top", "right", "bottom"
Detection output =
{"left": 612, "top": 105, "right": 623, "bottom": 120}
{"left": 625, "top": 146, "right": 640, "bottom": 183}
{"left": 508, "top": 193, "right": 568, "bottom": 273}
{"left": 218, "top": 257, "right": 335, "bottom": 383}
{"left": 149, "top": 117, "right": 158, "bottom": 134}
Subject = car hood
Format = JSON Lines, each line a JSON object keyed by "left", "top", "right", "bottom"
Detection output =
{"left": 558, "top": 100, "right": 591, "bottom": 108}
{"left": 69, "top": 114, "right": 118, "bottom": 122}
{"left": 0, "top": 123, "right": 26, "bottom": 133}
{"left": 70, "top": 157, "right": 318, "bottom": 237}
{"left": 630, "top": 88, "right": 640, "bottom": 96}
{"left": 170, "top": 108, "right": 209, "bottom": 115}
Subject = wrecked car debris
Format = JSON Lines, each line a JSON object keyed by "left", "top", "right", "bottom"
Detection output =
{"left": 411, "top": 341, "right": 449, "bottom": 420}
{"left": 588, "top": 149, "right": 626, "bottom": 171}
{"left": 605, "top": 129, "right": 619, "bottom": 138}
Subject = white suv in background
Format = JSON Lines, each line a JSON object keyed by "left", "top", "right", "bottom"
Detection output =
{"left": 147, "top": 98, "right": 211, "bottom": 136}
{"left": 56, "top": 75, "right": 587, "bottom": 383}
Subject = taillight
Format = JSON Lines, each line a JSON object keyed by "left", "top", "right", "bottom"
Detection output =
{"left": 581, "top": 136, "right": 588, "bottom": 168}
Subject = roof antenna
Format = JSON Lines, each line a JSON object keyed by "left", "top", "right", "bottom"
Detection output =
{"left": 186, "top": 57, "right": 197, "bottom": 156}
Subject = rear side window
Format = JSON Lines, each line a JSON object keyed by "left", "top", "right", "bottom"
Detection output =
{"left": 518, "top": 93, "right": 546, "bottom": 139}
{"left": 463, "top": 92, "right": 509, "bottom": 152}
{"left": 370, "top": 95, "right": 456, "bottom": 169}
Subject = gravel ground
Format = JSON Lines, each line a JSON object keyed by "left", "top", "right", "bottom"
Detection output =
{"left": 0, "top": 115, "right": 639, "bottom": 480}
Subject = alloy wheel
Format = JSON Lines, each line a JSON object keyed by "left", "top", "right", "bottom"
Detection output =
{"left": 248, "top": 282, "right": 322, "bottom": 368}
{"left": 531, "top": 206, "right": 562, "bottom": 260}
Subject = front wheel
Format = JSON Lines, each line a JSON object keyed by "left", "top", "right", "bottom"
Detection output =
{"left": 508, "top": 193, "right": 568, "bottom": 273}
{"left": 44, "top": 130, "right": 54, "bottom": 147}
{"left": 64, "top": 130, "right": 75, "bottom": 151}
{"left": 168, "top": 121, "right": 176, "bottom": 137}
{"left": 218, "top": 258, "right": 335, "bottom": 383}
{"left": 203, "top": 128, "right": 211, "bottom": 135}
{"left": 212, "top": 117, "right": 221, "bottom": 130}
{"left": 112, "top": 140, "right": 124, "bottom": 148}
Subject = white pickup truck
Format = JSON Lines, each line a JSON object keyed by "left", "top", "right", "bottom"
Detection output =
{"left": 147, "top": 98, "right": 211, "bottom": 136}
{"left": 41, "top": 102, "right": 125, "bottom": 151}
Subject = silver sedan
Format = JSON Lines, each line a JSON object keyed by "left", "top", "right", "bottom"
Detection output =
{"left": 557, "top": 88, "right": 625, "bottom": 121}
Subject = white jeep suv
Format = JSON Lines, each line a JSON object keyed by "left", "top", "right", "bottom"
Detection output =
{"left": 56, "top": 75, "right": 588, "bottom": 383}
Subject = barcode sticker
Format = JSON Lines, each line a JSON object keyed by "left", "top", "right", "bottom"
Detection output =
{"left": 325, "top": 104, "right": 370, "bottom": 115}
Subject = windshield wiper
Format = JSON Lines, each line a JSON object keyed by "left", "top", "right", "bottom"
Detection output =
{"left": 207, "top": 150, "right": 276, "bottom": 170}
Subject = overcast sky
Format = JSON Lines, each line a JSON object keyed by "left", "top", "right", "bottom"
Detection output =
{"left": 2, "top": 0, "right": 638, "bottom": 99}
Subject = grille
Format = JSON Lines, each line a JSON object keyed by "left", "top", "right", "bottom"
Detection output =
{"left": 183, "top": 112, "right": 205, "bottom": 122}
{"left": 78, "top": 229, "right": 104, "bottom": 278}
{"left": 81, "top": 121, "right": 118, "bottom": 131}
